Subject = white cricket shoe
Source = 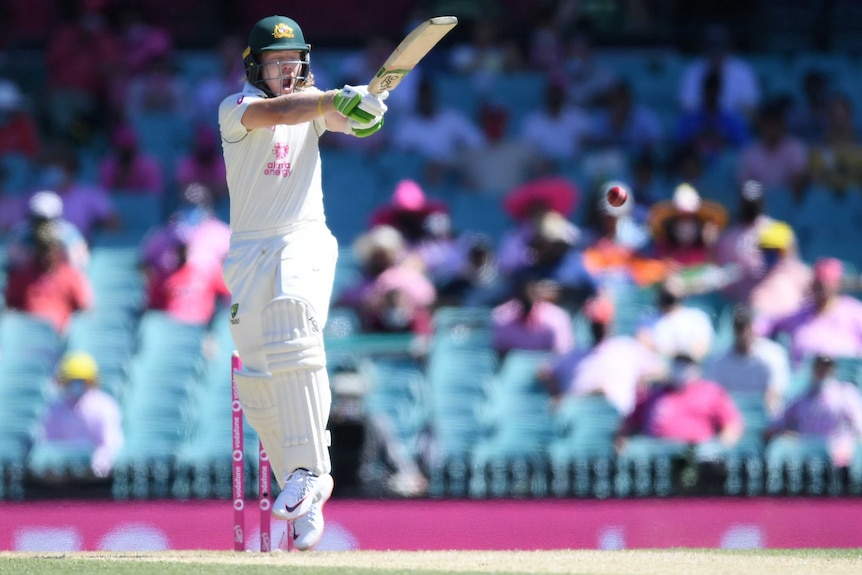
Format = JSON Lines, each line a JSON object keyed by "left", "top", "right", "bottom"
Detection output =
{"left": 291, "top": 483, "right": 332, "bottom": 551}
{"left": 272, "top": 468, "right": 333, "bottom": 521}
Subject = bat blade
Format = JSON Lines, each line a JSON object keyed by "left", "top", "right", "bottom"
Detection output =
{"left": 368, "top": 16, "right": 458, "bottom": 95}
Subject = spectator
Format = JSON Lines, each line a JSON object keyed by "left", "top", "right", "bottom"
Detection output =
{"left": 433, "top": 233, "right": 505, "bottom": 308}
{"left": 0, "top": 79, "right": 41, "bottom": 160}
{"left": 114, "top": 1, "right": 173, "bottom": 76}
{"left": 712, "top": 180, "right": 775, "bottom": 303}
{"left": 517, "top": 210, "right": 596, "bottom": 308}
{"left": 765, "top": 354, "right": 862, "bottom": 468}
{"left": 4, "top": 222, "right": 92, "bottom": 334}
{"left": 748, "top": 220, "right": 811, "bottom": 323}
{"left": 584, "top": 80, "right": 664, "bottom": 158}
{"left": 807, "top": 93, "right": 862, "bottom": 194}
{"left": 449, "top": 18, "right": 523, "bottom": 93}
{"left": 490, "top": 275, "right": 575, "bottom": 358}
{"left": 145, "top": 228, "right": 230, "bottom": 325}
{"left": 392, "top": 77, "right": 486, "bottom": 185}
{"left": 44, "top": 3, "right": 119, "bottom": 142}
{"left": 497, "top": 176, "right": 579, "bottom": 276}
{"left": 787, "top": 69, "right": 830, "bottom": 145}
{"left": 519, "top": 80, "right": 592, "bottom": 175}
{"left": 617, "top": 353, "right": 744, "bottom": 450}
{"left": 175, "top": 124, "right": 228, "bottom": 200}
{"left": 539, "top": 294, "right": 665, "bottom": 414}
{"left": 191, "top": 34, "right": 246, "bottom": 128}
{"left": 109, "top": 1, "right": 174, "bottom": 120}
{"left": 98, "top": 124, "right": 164, "bottom": 196}
{"left": 763, "top": 258, "right": 862, "bottom": 364}
{"left": 706, "top": 305, "right": 791, "bottom": 416}
{"left": 562, "top": 24, "right": 617, "bottom": 109}
{"left": 628, "top": 151, "right": 664, "bottom": 212}
{"left": 35, "top": 144, "right": 119, "bottom": 240}
{"left": 677, "top": 24, "right": 760, "bottom": 119}
{"left": 5, "top": 190, "right": 90, "bottom": 271}
{"left": 648, "top": 183, "right": 728, "bottom": 268}
{"left": 638, "top": 282, "right": 715, "bottom": 362}
{"left": 36, "top": 352, "right": 123, "bottom": 480}
{"left": 737, "top": 99, "right": 808, "bottom": 197}
{"left": 369, "top": 179, "right": 450, "bottom": 249}
{"left": 581, "top": 183, "right": 666, "bottom": 288}
{"left": 0, "top": 163, "right": 27, "bottom": 232}
{"left": 338, "top": 35, "right": 418, "bottom": 118}
{"left": 337, "top": 225, "right": 436, "bottom": 335}
{"left": 140, "top": 182, "right": 230, "bottom": 278}
{"left": 458, "top": 103, "right": 537, "bottom": 195}
{"left": 674, "top": 68, "right": 750, "bottom": 163}
{"left": 123, "top": 52, "right": 188, "bottom": 123}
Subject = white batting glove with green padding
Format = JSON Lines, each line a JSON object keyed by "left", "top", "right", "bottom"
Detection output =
{"left": 348, "top": 115, "right": 384, "bottom": 138}
{"left": 334, "top": 85, "right": 389, "bottom": 123}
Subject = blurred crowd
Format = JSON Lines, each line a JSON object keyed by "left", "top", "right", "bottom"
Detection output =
{"left": 2, "top": 0, "right": 862, "bottom": 487}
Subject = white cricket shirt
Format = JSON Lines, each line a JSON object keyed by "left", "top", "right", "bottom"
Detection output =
{"left": 218, "top": 83, "right": 328, "bottom": 234}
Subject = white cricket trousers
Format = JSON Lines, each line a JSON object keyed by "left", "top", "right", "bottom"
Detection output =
{"left": 222, "top": 222, "right": 338, "bottom": 374}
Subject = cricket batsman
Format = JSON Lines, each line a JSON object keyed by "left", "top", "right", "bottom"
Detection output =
{"left": 218, "top": 15, "right": 388, "bottom": 550}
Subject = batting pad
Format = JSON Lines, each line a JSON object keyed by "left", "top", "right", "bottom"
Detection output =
{"left": 259, "top": 297, "right": 332, "bottom": 482}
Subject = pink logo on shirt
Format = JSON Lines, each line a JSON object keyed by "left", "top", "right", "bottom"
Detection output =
{"left": 236, "top": 95, "right": 244, "bottom": 105}
{"left": 273, "top": 143, "right": 290, "bottom": 160}
{"left": 265, "top": 142, "right": 292, "bottom": 177}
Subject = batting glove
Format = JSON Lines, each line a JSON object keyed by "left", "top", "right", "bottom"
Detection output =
{"left": 349, "top": 115, "right": 384, "bottom": 138}
{"left": 334, "top": 85, "right": 389, "bottom": 123}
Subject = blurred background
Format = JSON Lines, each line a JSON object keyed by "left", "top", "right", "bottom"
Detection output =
{"left": 3, "top": 0, "right": 862, "bottom": 551}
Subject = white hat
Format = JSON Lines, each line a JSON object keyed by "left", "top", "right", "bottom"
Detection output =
{"left": 28, "top": 190, "right": 63, "bottom": 220}
{"left": 353, "top": 225, "right": 405, "bottom": 264}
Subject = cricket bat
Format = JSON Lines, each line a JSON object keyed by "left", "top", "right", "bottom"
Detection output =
{"left": 368, "top": 16, "right": 458, "bottom": 95}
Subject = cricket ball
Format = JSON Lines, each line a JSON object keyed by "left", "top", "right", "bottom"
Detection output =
{"left": 606, "top": 185, "right": 628, "bottom": 208}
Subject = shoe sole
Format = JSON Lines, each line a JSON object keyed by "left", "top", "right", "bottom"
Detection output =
{"left": 292, "top": 479, "right": 334, "bottom": 551}
{"left": 272, "top": 473, "right": 334, "bottom": 521}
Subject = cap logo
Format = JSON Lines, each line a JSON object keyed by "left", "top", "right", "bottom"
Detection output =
{"left": 273, "top": 23, "right": 294, "bottom": 39}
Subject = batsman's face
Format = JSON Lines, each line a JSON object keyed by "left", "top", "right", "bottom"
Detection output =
{"left": 259, "top": 50, "right": 304, "bottom": 95}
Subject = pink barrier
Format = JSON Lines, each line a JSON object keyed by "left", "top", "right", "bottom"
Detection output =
{"left": 1, "top": 498, "right": 861, "bottom": 551}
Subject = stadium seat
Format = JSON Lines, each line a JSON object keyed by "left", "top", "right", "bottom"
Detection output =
{"left": 0, "top": 312, "right": 64, "bottom": 366}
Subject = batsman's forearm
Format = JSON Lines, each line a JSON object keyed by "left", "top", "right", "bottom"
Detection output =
{"left": 246, "top": 90, "right": 339, "bottom": 128}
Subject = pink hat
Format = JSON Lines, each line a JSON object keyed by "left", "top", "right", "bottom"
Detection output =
{"left": 391, "top": 179, "right": 426, "bottom": 211}
{"left": 813, "top": 257, "right": 843, "bottom": 288}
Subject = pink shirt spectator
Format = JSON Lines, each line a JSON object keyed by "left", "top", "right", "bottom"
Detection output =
{"left": 175, "top": 156, "right": 227, "bottom": 193}
{"left": 492, "top": 299, "right": 575, "bottom": 356}
{"left": 4, "top": 260, "right": 93, "bottom": 333}
{"left": 749, "top": 258, "right": 811, "bottom": 322}
{"left": 764, "top": 296, "right": 862, "bottom": 363}
{"left": 46, "top": 18, "right": 119, "bottom": 96}
{"left": 625, "top": 379, "right": 743, "bottom": 443}
{"left": 41, "top": 388, "right": 124, "bottom": 474}
{"left": 339, "top": 264, "right": 436, "bottom": 310}
{"left": 737, "top": 138, "right": 808, "bottom": 189}
{"left": 99, "top": 153, "right": 163, "bottom": 195}
{"left": 147, "top": 263, "right": 230, "bottom": 325}
{"left": 59, "top": 184, "right": 115, "bottom": 238}
{"left": 549, "top": 335, "right": 663, "bottom": 415}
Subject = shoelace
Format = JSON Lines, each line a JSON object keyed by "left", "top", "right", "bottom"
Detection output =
{"left": 282, "top": 469, "right": 313, "bottom": 504}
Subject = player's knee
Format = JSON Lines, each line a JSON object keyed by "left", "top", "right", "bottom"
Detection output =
{"left": 261, "top": 297, "right": 326, "bottom": 375}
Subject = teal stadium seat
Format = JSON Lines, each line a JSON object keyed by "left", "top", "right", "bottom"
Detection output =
{"left": 548, "top": 394, "right": 621, "bottom": 498}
